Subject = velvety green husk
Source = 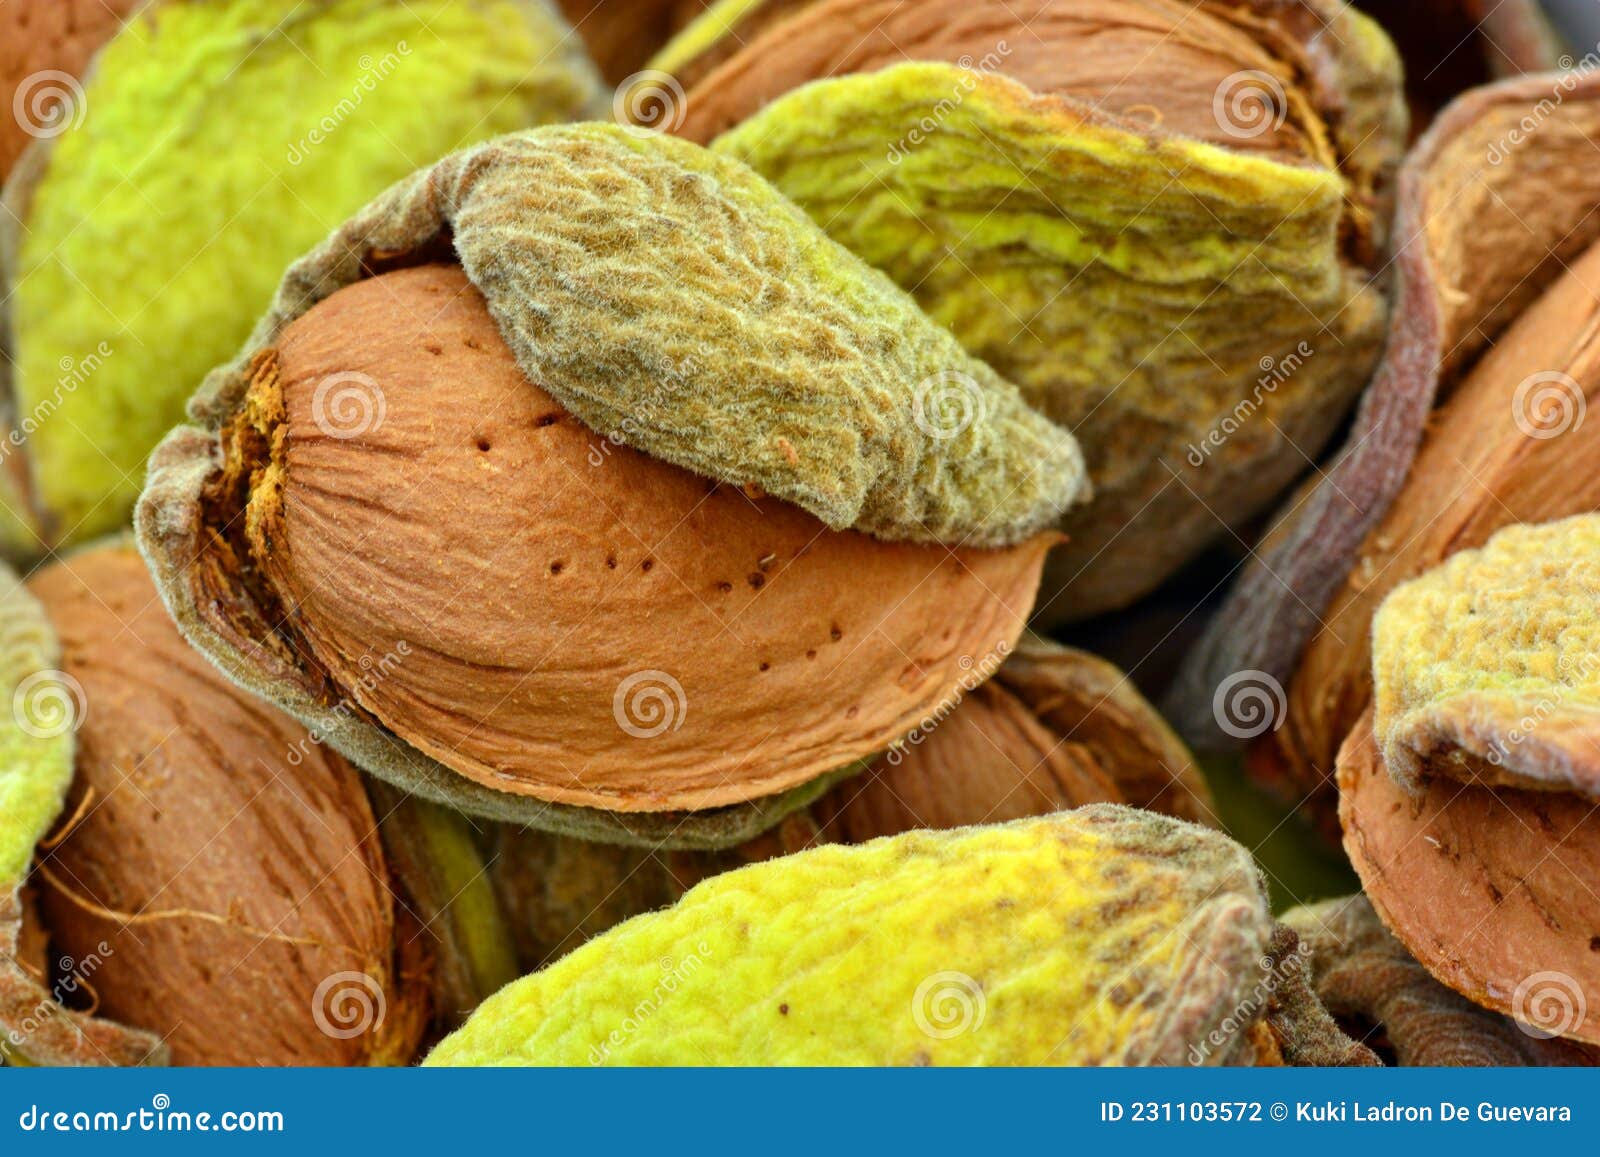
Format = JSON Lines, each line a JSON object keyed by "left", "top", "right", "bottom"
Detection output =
{"left": 0, "top": 0, "right": 604, "bottom": 559}
{"left": 427, "top": 807, "right": 1278, "bottom": 1066}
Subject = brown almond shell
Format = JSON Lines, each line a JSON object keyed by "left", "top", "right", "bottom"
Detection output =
{"left": 1339, "top": 711, "right": 1600, "bottom": 1045}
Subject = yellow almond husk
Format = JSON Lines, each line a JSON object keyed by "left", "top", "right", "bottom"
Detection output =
{"left": 655, "top": 0, "right": 1403, "bottom": 620}
{"left": 1372, "top": 517, "right": 1600, "bottom": 799}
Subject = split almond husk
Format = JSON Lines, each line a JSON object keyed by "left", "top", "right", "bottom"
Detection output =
{"left": 485, "top": 636, "right": 1213, "bottom": 970}
{"left": 0, "top": 0, "right": 139, "bottom": 180}
{"left": 1174, "top": 70, "right": 1600, "bottom": 754}
{"left": 1372, "top": 517, "right": 1600, "bottom": 799}
{"left": 1339, "top": 711, "right": 1600, "bottom": 1045}
{"left": 1284, "top": 895, "right": 1598, "bottom": 1065}
{"left": 137, "top": 125, "right": 1087, "bottom": 847}
{"left": 653, "top": 0, "right": 1404, "bottom": 620}
{"left": 2, "top": 543, "right": 514, "bottom": 1066}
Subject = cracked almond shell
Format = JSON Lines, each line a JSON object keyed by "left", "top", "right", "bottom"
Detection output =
{"left": 1339, "top": 710, "right": 1600, "bottom": 1045}
{"left": 136, "top": 125, "right": 1086, "bottom": 847}
{"left": 430, "top": 807, "right": 1289, "bottom": 1066}
{"left": 558, "top": 0, "right": 710, "bottom": 83}
{"left": 1175, "top": 70, "right": 1600, "bottom": 753}
{"left": 0, "top": 544, "right": 515, "bottom": 1065}
{"left": 0, "top": 0, "right": 605, "bottom": 561}
{"left": 655, "top": 0, "right": 1403, "bottom": 621}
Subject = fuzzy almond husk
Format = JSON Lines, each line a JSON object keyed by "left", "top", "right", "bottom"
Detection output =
{"left": 137, "top": 126, "right": 1084, "bottom": 846}
{"left": 1339, "top": 711, "right": 1600, "bottom": 1045}
{"left": 1241, "top": 216, "right": 1600, "bottom": 821}
{"left": 655, "top": 0, "right": 1403, "bottom": 621}
{"left": 1356, "top": 1, "right": 1564, "bottom": 129}
{"left": 1285, "top": 895, "right": 1598, "bottom": 1066}
{"left": 20, "top": 544, "right": 431, "bottom": 1067}
{"left": 432, "top": 807, "right": 1299, "bottom": 1066}
{"left": 0, "top": 0, "right": 140, "bottom": 180}
{"left": 484, "top": 637, "right": 1213, "bottom": 970}
{"left": 0, "top": 0, "right": 607, "bottom": 562}
{"left": 1174, "top": 70, "right": 1600, "bottom": 754}
{"left": 1372, "top": 517, "right": 1600, "bottom": 799}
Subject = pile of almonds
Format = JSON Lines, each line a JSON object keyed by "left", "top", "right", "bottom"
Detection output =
{"left": 0, "top": 0, "right": 1596, "bottom": 1067}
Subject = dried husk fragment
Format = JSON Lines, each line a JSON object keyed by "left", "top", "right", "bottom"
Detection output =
{"left": 1339, "top": 712, "right": 1600, "bottom": 1045}
{"left": 558, "top": 0, "right": 711, "bottom": 83}
{"left": 485, "top": 637, "right": 1213, "bottom": 970}
{"left": 653, "top": 0, "right": 1404, "bottom": 620}
{"left": 1285, "top": 895, "right": 1598, "bottom": 1065}
{"left": 137, "top": 125, "right": 1085, "bottom": 846}
{"left": 430, "top": 807, "right": 1304, "bottom": 1066}
{"left": 1248, "top": 213, "right": 1600, "bottom": 817}
{"left": 1372, "top": 517, "right": 1600, "bottom": 798}
{"left": 0, "top": 0, "right": 140, "bottom": 180}
{"left": 1355, "top": 1, "right": 1564, "bottom": 128}
{"left": 0, "top": 0, "right": 605, "bottom": 560}
{"left": 1174, "top": 70, "right": 1600, "bottom": 752}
